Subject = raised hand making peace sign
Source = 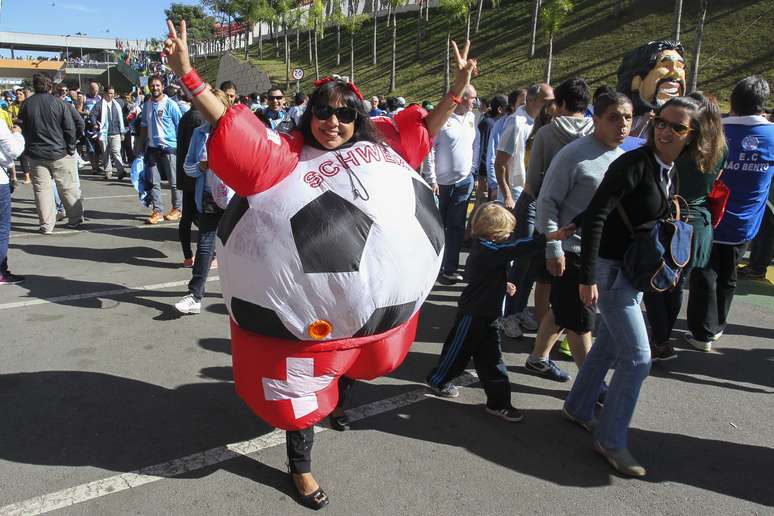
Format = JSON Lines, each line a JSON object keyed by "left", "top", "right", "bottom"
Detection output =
{"left": 164, "top": 19, "right": 192, "bottom": 78}
{"left": 451, "top": 39, "right": 479, "bottom": 86}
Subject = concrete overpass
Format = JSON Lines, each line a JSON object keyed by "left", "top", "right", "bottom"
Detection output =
{"left": 0, "top": 31, "right": 151, "bottom": 56}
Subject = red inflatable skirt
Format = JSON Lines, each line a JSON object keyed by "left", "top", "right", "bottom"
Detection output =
{"left": 231, "top": 313, "right": 419, "bottom": 430}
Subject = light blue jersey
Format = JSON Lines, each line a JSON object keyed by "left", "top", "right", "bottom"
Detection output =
{"left": 140, "top": 95, "right": 182, "bottom": 149}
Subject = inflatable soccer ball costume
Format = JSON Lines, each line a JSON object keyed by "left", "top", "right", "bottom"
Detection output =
{"left": 207, "top": 102, "right": 444, "bottom": 430}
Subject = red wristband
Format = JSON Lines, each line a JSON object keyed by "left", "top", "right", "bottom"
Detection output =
{"left": 180, "top": 69, "right": 206, "bottom": 97}
{"left": 448, "top": 93, "right": 462, "bottom": 105}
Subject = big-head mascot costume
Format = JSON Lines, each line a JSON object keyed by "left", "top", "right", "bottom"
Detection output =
{"left": 617, "top": 40, "right": 686, "bottom": 137}
{"left": 207, "top": 83, "right": 444, "bottom": 430}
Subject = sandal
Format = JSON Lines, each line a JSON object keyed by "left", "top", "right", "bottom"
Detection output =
{"left": 289, "top": 472, "right": 330, "bottom": 510}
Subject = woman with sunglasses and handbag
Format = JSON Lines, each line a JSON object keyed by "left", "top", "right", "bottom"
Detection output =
{"left": 162, "top": 20, "right": 478, "bottom": 509}
{"left": 643, "top": 93, "right": 726, "bottom": 361}
{"left": 563, "top": 96, "right": 726, "bottom": 477}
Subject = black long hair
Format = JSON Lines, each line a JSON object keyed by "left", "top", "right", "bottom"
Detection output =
{"left": 298, "top": 79, "right": 384, "bottom": 147}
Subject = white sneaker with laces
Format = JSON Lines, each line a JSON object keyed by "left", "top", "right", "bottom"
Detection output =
{"left": 516, "top": 310, "right": 539, "bottom": 331}
{"left": 175, "top": 294, "right": 201, "bottom": 314}
{"left": 683, "top": 333, "right": 711, "bottom": 352}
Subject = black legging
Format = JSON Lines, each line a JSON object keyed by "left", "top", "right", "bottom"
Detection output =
{"left": 179, "top": 190, "right": 197, "bottom": 260}
{"left": 287, "top": 377, "right": 354, "bottom": 474}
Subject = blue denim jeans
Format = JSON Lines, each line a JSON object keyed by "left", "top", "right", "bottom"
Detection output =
{"left": 564, "top": 258, "right": 651, "bottom": 450}
{"left": 0, "top": 182, "right": 10, "bottom": 274}
{"left": 188, "top": 209, "right": 221, "bottom": 300}
{"left": 505, "top": 191, "right": 536, "bottom": 315}
{"left": 438, "top": 174, "right": 474, "bottom": 274}
{"left": 146, "top": 148, "right": 180, "bottom": 213}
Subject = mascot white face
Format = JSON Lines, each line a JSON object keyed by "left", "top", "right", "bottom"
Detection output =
{"left": 215, "top": 141, "right": 444, "bottom": 342}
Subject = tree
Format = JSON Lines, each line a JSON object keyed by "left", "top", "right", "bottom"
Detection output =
{"left": 529, "top": 0, "right": 541, "bottom": 58}
{"left": 672, "top": 0, "right": 683, "bottom": 41}
{"left": 310, "top": 0, "right": 325, "bottom": 79}
{"left": 372, "top": 0, "right": 379, "bottom": 65}
{"left": 688, "top": 0, "right": 708, "bottom": 92}
{"left": 539, "top": 0, "right": 573, "bottom": 84}
{"left": 613, "top": 0, "right": 624, "bottom": 17}
{"left": 330, "top": 0, "right": 345, "bottom": 66}
{"left": 165, "top": 3, "right": 216, "bottom": 43}
{"left": 342, "top": 13, "right": 368, "bottom": 81}
{"left": 386, "top": 0, "right": 407, "bottom": 92}
{"left": 438, "top": 0, "right": 469, "bottom": 94}
{"left": 473, "top": 0, "right": 499, "bottom": 34}
{"left": 273, "top": 0, "right": 292, "bottom": 89}
{"left": 415, "top": 0, "right": 423, "bottom": 59}
{"left": 233, "top": 0, "right": 272, "bottom": 59}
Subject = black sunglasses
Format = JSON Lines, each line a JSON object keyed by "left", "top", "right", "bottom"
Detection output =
{"left": 312, "top": 104, "right": 358, "bottom": 124}
{"left": 653, "top": 116, "right": 692, "bottom": 135}
{"left": 268, "top": 95, "right": 284, "bottom": 101}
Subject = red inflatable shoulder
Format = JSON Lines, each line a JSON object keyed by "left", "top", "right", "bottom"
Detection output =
{"left": 373, "top": 105, "right": 432, "bottom": 171}
{"left": 207, "top": 104, "right": 303, "bottom": 196}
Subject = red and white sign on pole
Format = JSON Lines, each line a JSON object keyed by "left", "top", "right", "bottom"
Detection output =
{"left": 293, "top": 68, "right": 304, "bottom": 93}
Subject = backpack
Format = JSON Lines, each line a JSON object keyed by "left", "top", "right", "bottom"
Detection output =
{"left": 617, "top": 193, "right": 693, "bottom": 293}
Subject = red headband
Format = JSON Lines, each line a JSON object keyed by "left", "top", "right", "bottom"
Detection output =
{"left": 313, "top": 76, "right": 364, "bottom": 101}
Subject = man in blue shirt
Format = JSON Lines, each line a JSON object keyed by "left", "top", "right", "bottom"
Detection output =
{"left": 139, "top": 75, "right": 182, "bottom": 224}
{"left": 368, "top": 96, "right": 386, "bottom": 117}
{"left": 686, "top": 76, "right": 774, "bottom": 351}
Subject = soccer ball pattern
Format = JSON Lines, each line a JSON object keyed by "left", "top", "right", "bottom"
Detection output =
{"left": 216, "top": 141, "right": 444, "bottom": 342}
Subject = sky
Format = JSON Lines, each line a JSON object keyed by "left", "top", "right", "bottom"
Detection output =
{"left": 0, "top": 0, "right": 191, "bottom": 56}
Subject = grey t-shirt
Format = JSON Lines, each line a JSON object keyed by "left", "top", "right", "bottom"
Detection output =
{"left": 536, "top": 134, "right": 624, "bottom": 259}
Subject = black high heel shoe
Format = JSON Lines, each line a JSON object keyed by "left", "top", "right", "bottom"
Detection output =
{"left": 289, "top": 472, "right": 330, "bottom": 510}
{"left": 329, "top": 412, "right": 350, "bottom": 432}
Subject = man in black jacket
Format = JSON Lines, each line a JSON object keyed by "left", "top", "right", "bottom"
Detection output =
{"left": 20, "top": 73, "right": 83, "bottom": 234}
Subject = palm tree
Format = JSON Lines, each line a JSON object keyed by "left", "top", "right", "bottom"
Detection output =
{"left": 529, "top": 0, "right": 541, "bottom": 58}
{"left": 688, "top": 0, "right": 708, "bottom": 92}
{"left": 473, "top": 0, "right": 499, "bottom": 33}
{"left": 310, "top": 0, "right": 325, "bottom": 79}
{"left": 372, "top": 0, "right": 378, "bottom": 65}
{"left": 343, "top": 14, "right": 368, "bottom": 81}
{"left": 613, "top": 0, "right": 624, "bottom": 17}
{"left": 387, "top": 0, "right": 407, "bottom": 92}
{"left": 273, "top": 0, "right": 291, "bottom": 89}
{"left": 540, "top": 0, "right": 573, "bottom": 84}
{"left": 672, "top": 0, "right": 683, "bottom": 40}
{"left": 438, "top": 0, "right": 469, "bottom": 94}
{"left": 330, "top": 0, "right": 345, "bottom": 66}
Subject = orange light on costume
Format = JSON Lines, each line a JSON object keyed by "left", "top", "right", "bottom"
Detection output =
{"left": 307, "top": 320, "right": 333, "bottom": 340}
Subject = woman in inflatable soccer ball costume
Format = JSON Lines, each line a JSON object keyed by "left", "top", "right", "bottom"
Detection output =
{"left": 163, "top": 20, "right": 478, "bottom": 509}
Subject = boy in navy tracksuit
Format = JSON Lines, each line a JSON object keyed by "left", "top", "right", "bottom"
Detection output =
{"left": 426, "top": 202, "right": 573, "bottom": 422}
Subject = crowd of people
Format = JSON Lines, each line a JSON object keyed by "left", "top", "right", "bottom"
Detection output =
{"left": 0, "top": 21, "right": 773, "bottom": 509}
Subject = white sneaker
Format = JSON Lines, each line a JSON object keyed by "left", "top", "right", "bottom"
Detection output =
{"left": 516, "top": 310, "right": 539, "bottom": 331}
{"left": 501, "top": 315, "right": 523, "bottom": 339}
{"left": 175, "top": 294, "right": 201, "bottom": 314}
{"left": 683, "top": 333, "right": 711, "bottom": 352}
{"left": 710, "top": 331, "right": 723, "bottom": 341}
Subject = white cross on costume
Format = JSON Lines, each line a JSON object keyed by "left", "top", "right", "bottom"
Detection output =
{"left": 262, "top": 357, "right": 336, "bottom": 419}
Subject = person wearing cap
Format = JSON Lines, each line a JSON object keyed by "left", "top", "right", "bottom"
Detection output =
{"left": 369, "top": 95, "right": 386, "bottom": 117}
{"left": 395, "top": 96, "right": 406, "bottom": 114}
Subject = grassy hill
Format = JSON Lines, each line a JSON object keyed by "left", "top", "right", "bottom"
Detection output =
{"left": 197, "top": 0, "right": 773, "bottom": 108}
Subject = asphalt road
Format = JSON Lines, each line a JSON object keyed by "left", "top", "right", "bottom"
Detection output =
{"left": 1, "top": 170, "right": 772, "bottom": 515}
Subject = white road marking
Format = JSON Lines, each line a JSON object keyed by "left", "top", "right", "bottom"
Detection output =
{"left": 11, "top": 221, "right": 179, "bottom": 240}
{"left": 0, "top": 372, "right": 479, "bottom": 515}
{"left": 0, "top": 277, "right": 220, "bottom": 311}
